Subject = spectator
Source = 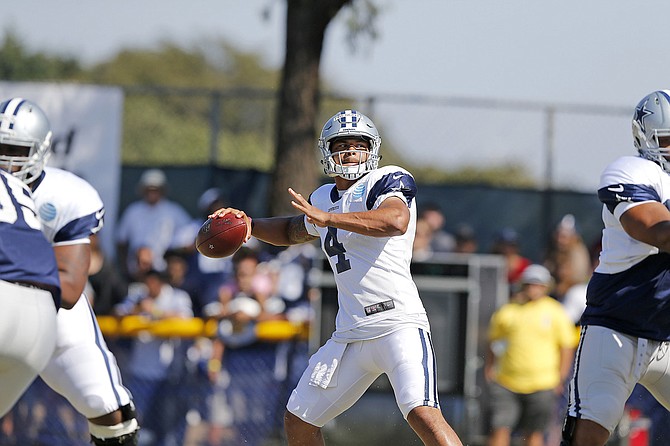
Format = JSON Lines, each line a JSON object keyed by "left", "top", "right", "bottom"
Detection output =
{"left": 116, "top": 168, "right": 191, "bottom": 281}
{"left": 560, "top": 281, "right": 588, "bottom": 326}
{"left": 485, "top": 265, "right": 577, "bottom": 446}
{"left": 164, "top": 248, "right": 190, "bottom": 291}
{"left": 412, "top": 216, "right": 435, "bottom": 261}
{"left": 543, "top": 214, "right": 593, "bottom": 301}
{"left": 273, "top": 242, "right": 318, "bottom": 323}
{"left": 114, "top": 269, "right": 194, "bottom": 446}
{"left": 205, "top": 247, "right": 286, "bottom": 347}
{"left": 87, "top": 234, "right": 128, "bottom": 315}
{"left": 123, "top": 245, "right": 157, "bottom": 300}
{"left": 205, "top": 247, "right": 287, "bottom": 446}
{"left": 454, "top": 223, "right": 478, "bottom": 254}
{"left": 491, "top": 227, "right": 532, "bottom": 286}
{"left": 419, "top": 202, "right": 456, "bottom": 253}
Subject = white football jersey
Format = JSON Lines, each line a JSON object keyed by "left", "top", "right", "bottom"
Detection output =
{"left": 31, "top": 167, "right": 104, "bottom": 245}
{"left": 30, "top": 167, "right": 134, "bottom": 420}
{"left": 584, "top": 155, "right": 670, "bottom": 340}
{"left": 306, "top": 165, "right": 429, "bottom": 342}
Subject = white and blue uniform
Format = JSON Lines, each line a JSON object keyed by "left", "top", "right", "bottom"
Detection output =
{"left": 32, "top": 167, "right": 134, "bottom": 419}
{"left": 567, "top": 155, "right": 670, "bottom": 433}
{"left": 0, "top": 170, "right": 59, "bottom": 417}
{"left": 286, "top": 166, "right": 439, "bottom": 426}
{"left": 306, "top": 165, "right": 428, "bottom": 341}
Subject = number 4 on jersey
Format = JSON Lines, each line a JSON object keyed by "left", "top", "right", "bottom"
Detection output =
{"left": 324, "top": 227, "right": 351, "bottom": 273}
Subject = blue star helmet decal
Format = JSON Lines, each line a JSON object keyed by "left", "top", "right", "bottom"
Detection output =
{"left": 634, "top": 98, "right": 653, "bottom": 133}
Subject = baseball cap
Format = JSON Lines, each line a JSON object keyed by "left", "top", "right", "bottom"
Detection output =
{"left": 139, "top": 169, "right": 167, "bottom": 188}
{"left": 198, "top": 187, "right": 225, "bottom": 213}
{"left": 455, "top": 223, "right": 476, "bottom": 241}
{"left": 520, "top": 264, "right": 551, "bottom": 285}
{"left": 495, "top": 227, "right": 519, "bottom": 244}
{"left": 557, "top": 213, "right": 578, "bottom": 235}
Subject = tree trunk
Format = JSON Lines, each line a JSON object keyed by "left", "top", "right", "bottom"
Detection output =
{"left": 271, "top": 0, "right": 351, "bottom": 216}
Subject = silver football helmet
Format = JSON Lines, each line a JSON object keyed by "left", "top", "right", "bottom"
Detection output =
{"left": 318, "top": 109, "right": 381, "bottom": 180}
{"left": 0, "top": 98, "right": 52, "bottom": 184}
{"left": 632, "top": 90, "right": 670, "bottom": 172}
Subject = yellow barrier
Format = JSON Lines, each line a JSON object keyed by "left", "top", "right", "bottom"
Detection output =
{"left": 97, "top": 316, "right": 309, "bottom": 341}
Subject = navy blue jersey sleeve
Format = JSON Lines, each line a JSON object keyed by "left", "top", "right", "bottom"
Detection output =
{"left": 366, "top": 171, "right": 417, "bottom": 210}
{"left": 53, "top": 208, "right": 104, "bottom": 243}
{"left": 598, "top": 183, "right": 660, "bottom": 214}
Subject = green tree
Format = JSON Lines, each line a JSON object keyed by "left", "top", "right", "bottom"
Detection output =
{"left": 83, "top": 42, "right": 280, "bottom": 169}
{"left": 0, "top": 30, "right": 82, "bottom": 80}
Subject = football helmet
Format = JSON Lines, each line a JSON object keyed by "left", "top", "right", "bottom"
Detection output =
{"left": 318, "top": 109, "right": 381, "bottom": 180}
{"left": 632, "top": 90, "right": 670, "bottom": 172}
{"left": 0, "top": 98, "right": 52, "bottom": 184}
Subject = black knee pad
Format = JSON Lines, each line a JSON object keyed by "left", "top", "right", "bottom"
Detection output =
{"left": 560, "top": 415, "right": 577, "bottom": 446}
{"left": 119, "top": 403, "right": 137, "bottom": 423}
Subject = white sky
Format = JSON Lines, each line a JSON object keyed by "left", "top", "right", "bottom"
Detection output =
{"left": 3, "top": 0, "right": 670, "bottom": 190}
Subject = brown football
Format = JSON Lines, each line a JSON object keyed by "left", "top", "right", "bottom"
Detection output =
{"left": 195, "top": 214, "right": 247, "bottom": 258}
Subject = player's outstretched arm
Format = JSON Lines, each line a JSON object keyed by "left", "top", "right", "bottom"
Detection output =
{"left": 209, "top": 207, "right": 317, "bottom": 246}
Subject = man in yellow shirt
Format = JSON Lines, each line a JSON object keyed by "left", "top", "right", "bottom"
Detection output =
{"left": 485, "top": 264, "right": 577, "bottom": 446}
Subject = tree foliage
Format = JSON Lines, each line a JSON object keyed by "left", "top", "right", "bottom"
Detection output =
{"left": 0, "top": 30, "right": 82, "bottom": 80}
{"left": 88, "top": 42, "right": 280, "bottom": 170}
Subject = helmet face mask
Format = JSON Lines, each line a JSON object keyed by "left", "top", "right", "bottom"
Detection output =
{"left": 0, "top": 98, "right": 52, "bottom": 185}
{"left": 633, "top": 90, "right": 670, "bottom": 173}
{"left": 318, "top": 109, "right": 381, "bottom": 180}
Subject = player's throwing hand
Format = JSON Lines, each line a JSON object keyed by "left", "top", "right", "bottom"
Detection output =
{"left": 289, "top": 188, "right": 330, "bottom": 228}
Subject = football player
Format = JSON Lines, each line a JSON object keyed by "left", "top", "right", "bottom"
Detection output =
{"left": 0, "top": 169, "right": 59, "bottom": 417}
{"left": 0, "top": 98, "right": 139, "bottom": 445}
{"left": 210, "top": 110, "right": 463, "bottom": 446}
{"left": 560, "top": 91, "right": 670, "bottom": 445}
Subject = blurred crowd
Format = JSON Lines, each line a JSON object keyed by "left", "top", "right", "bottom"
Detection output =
{"left": 2, "top": 169, "right": 667, "bottom": 446}
{"left": 2, "top": 169, "right": 317, "bottom": 446}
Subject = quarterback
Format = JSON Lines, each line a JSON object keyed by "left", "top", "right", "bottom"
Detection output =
{"left": 0, "top": 98, "right": 139, "bottom": 445}
{"left": 561, "top": 91, "right": 670, "bottom": 446}
{"left": 210, "top": 110, "right": 463, "bottom": 446}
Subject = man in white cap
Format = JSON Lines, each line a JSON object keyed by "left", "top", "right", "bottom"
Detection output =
{"left": 485, "top": 264, "right": 577, "bottom": 446}
{"left": 116, "top": 168, "right": 191, "bottom": 281}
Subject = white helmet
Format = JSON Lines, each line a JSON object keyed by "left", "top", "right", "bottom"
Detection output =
{"left": 318, "top": 109, "right": 381, "bottom": 180}
{"left": 0, "top": 98, "right": 52, "bottom": 184}
{"left": 632, "top": 90, "right": 670, "bottom": 173}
